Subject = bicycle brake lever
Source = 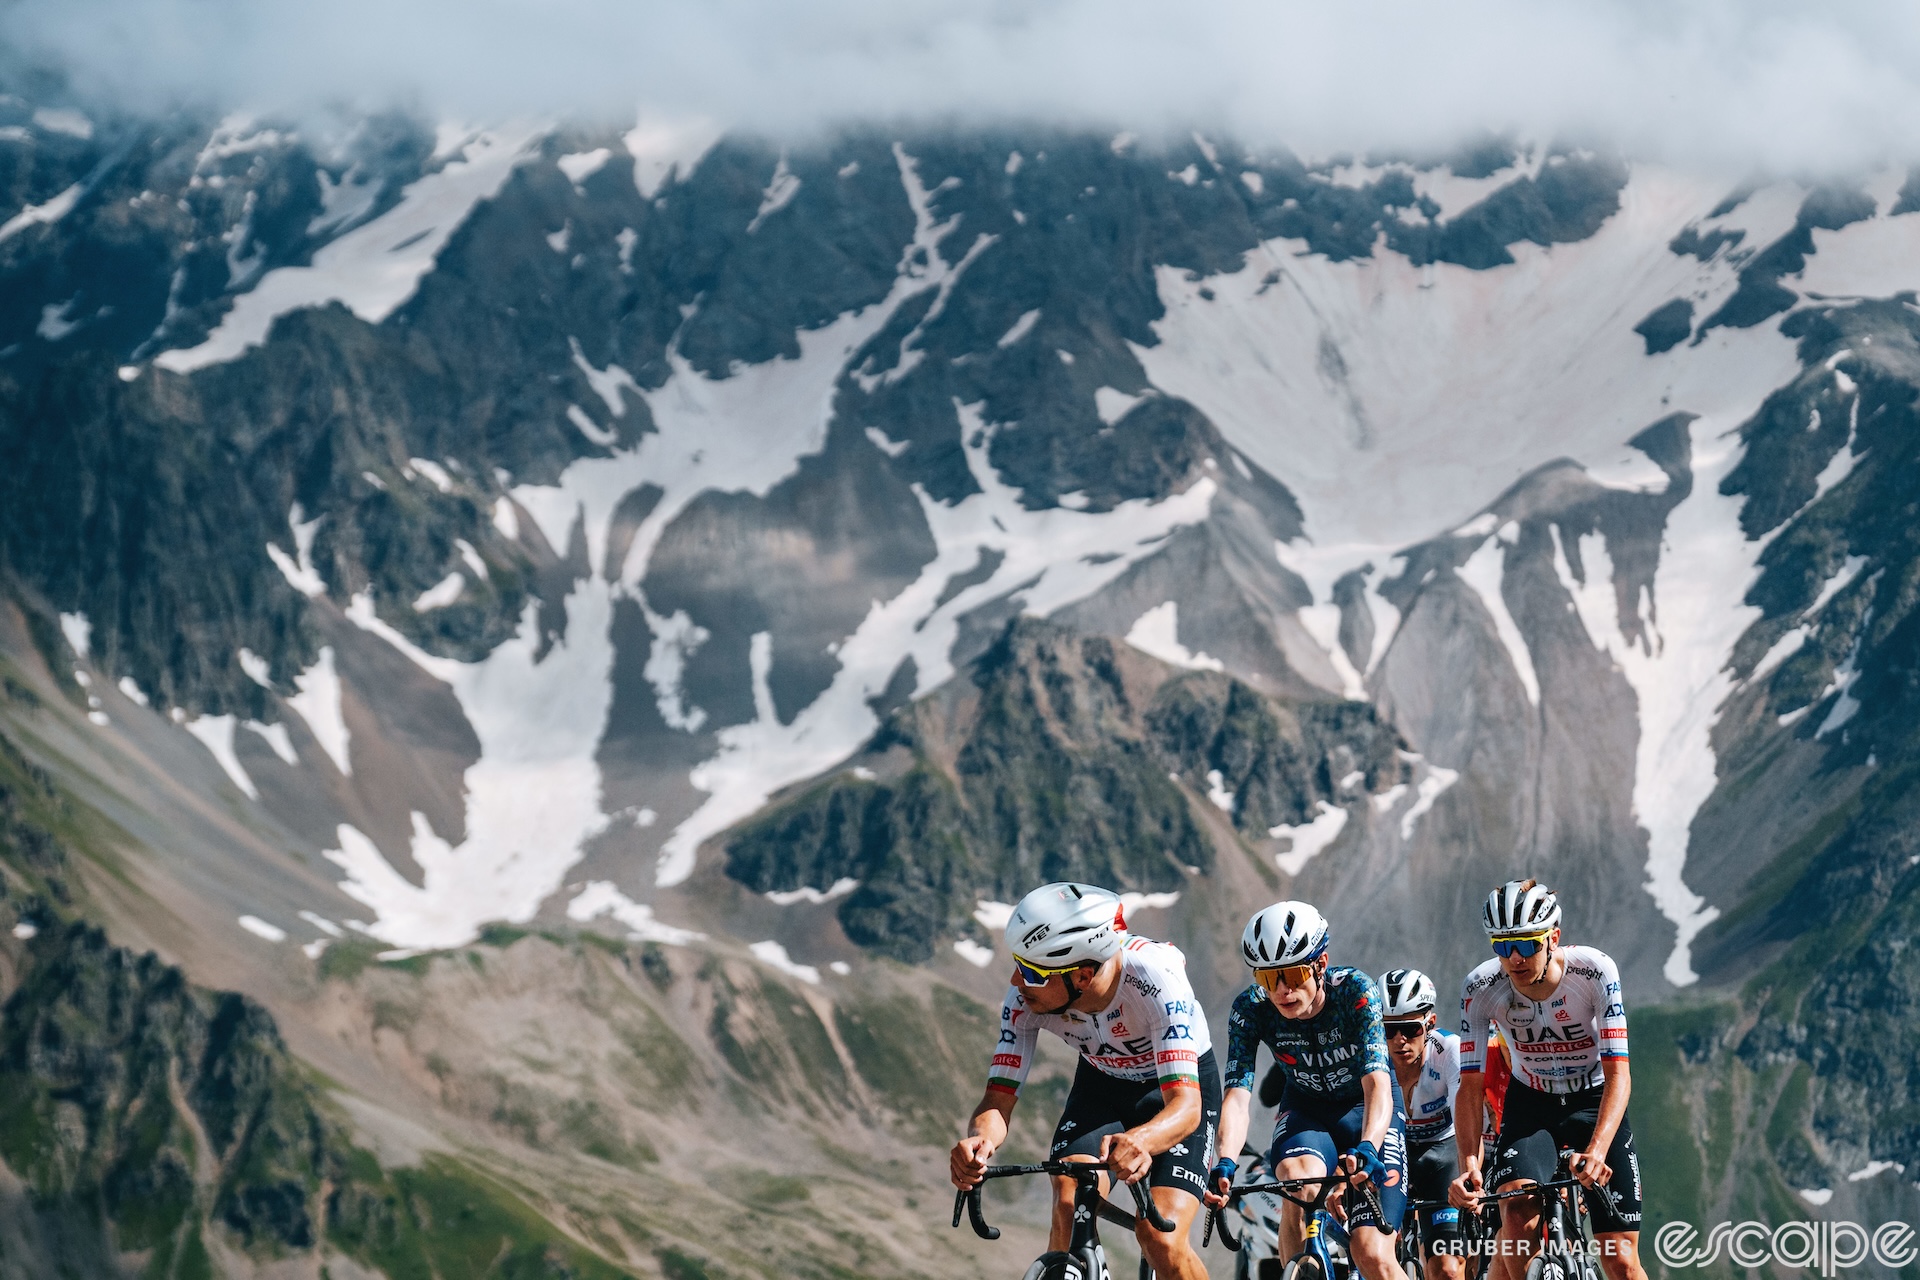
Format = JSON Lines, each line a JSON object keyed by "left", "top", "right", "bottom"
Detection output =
{"left": 952, "top": 1189, "right": 965, "bottom": 1230}
{"left": 1128, "top": 1179, "right": 1176, "bottom": 1233}
{"left": 1357, "top": 1181, "right": 1385, "bottom": 1228}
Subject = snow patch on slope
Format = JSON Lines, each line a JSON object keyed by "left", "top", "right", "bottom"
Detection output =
{"left": 327, "top": 582, "right": 617, "bottom": 950}
{"left": 1547, "top": 419, "right": 1781, "bottom": 985}
{"left": 186, "top": 714, "right": 257, "bottom": 799}
{"left": 58, "top": 611, "right": 91, "bottom": 659}
{"left": 649, "top": 403, "right": 1216, "bottom": 886}
{"left": 1458, "top": 535, "right": 1539, "bottom": 706}
{"left": 625, "top": 114, "right": 722, "bottom": 199}
{"left": 1794, "top": 203, "right": 1920, "bottom": 298}
{"left": 1125, "top": 601, "right": 1223, "bottom": 671}
{"left": 566, "top": 880, "right": 703, "bottom": 944}
{"left": 157, "top": 128, "right": 540, "bottom": 373}
{"left": 0, "top": 183, "right": 81, "bottom": 244}
{"left": 1274, "top": 538, "right": 1402, "bottom": 680}
{"left": 1272, "top": 802, "right": 1348, "bottom": 876}
{"left": 1400, "top": 764, "right": 1460, "bottom": 839}
{"left": 290, "top": 645, "right": 352, "bottom": 775}
{"left": 750, "top": 939, "right": 820, "bottom": 984}
{"left": 1136, "top": 169, "right": 1802, "bottom": 548}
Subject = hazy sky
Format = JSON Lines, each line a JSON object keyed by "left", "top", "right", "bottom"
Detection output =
{"left": 6, "top": 0, "right": 1919, "bottom": 171}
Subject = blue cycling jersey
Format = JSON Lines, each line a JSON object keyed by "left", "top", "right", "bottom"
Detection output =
{"left": 1224, "top": 966, "right": 1390, "bottom": 1107}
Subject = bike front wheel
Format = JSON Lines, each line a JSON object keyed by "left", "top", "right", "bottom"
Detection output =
{"left": 1524, "top": 1251, "right": 1575, "bottom": 1280}
{"left": 1282, "top": 1254, "right": 1326, "bottom": 1280}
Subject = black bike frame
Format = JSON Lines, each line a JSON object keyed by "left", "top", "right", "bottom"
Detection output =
{"left": 1463, "top": 1150, "right": 1625, "bottom": 1272}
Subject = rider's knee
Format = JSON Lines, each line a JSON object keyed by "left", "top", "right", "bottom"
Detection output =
{"left": 1349, "top": 1229, "right": 1396, "bottom": 1267}
{"left": 1275, "top": 1154, "right": 1325, "bottom": 1179}
{"left": 1137, "top": 1226, "right": 1190, "bottom": 1268}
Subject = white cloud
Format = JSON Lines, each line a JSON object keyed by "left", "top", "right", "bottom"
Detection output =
{"left": 9, "top": 1, "right": 1920, "bottom": 170}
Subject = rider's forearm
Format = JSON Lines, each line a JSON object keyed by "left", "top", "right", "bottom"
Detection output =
{"left": 1217, "top": 1087, "right": 1253, "bottom": 1166}
{"left": 1588, "top": 1059, "right": 1630, "bottom": 1155}
{"left": 968, "top": 1093, "right": 1015, "bottom": 1146}
{"left": 1127, "top": 1083, "right": 1203, "bottom": 1155}
{"left": 1454, "top": 1073, "right": 1485, "bottom": 1172}
{"left": 1360, "top": 1070, "right": 1392, "bottom": 1148}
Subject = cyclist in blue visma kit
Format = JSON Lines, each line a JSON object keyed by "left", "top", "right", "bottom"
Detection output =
{"left": 1204, "top": 902, "right": 1409, "bottom": 1280}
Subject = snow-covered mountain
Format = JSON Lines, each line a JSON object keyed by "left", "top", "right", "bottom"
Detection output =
{"left": 5, "top": 83, "right": 1920, "bottom": 1275}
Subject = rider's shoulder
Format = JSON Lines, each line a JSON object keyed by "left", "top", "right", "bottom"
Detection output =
{"left": 1461, "top": 957, "right": 1506, "bottom": 995}
{"left": 1559, "top": 944, "right": 1621, "bottom": 984}
{"left": 1327, "top": 964, "right": 1372, "bottom": 991}
{"left": 1119, "top": 934, "right": 1182, "bottom": 968}
{"left": 1116, "top": 936, "right": 1188, "bottom": 990}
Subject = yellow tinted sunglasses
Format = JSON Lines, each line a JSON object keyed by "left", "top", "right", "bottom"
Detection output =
{"left": 1014, "top": 958, "right": 1082, "bottom": 986}
{"left": 1253, "top": 962, "right": 1319, "bottom": 993}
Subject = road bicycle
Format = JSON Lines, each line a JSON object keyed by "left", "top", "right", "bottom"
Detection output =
{"left": 952, "top": 1159, "right": 1175, "bottom": 1280}
{"left": 1207, "top": 1169, "right": 1387, "bottom": 1280}
{"left": 1218, "top": 1152, "right": 1283, "bottom": 1280}
{"left": 1403, "top": 1196, "right": 1499, "bottom": 1280}
{"left": 1465, "top": 1149, "right": 1625, "bottom": 1280}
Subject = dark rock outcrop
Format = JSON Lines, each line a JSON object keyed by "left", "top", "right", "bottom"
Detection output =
{"left": 725, "top": 617, "right": 1404, "bottom": 960}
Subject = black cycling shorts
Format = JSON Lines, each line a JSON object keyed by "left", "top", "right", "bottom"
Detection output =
{"left": 1268, "top": 1083, "right": 1409, "bottom": 1234}
{"left": 1050, "top": 1049, "right": 1222, "bottom": 1201}
{"left": 1488, "top": 1082, "right": 1643, "bottom": 1234}
{"left": 1408, "top": 1138, "right": 1463, "bottom": 1251}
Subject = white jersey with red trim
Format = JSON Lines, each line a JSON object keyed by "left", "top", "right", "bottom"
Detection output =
{"left": 986, "top": 937, "right": 1211, "bottom": 1094}
{"left": 1405, "top": 1027, "right": 1462, "bottom": 1145}
{"left": 1458, "top": 945, "right": 1628, "bottom": 1094}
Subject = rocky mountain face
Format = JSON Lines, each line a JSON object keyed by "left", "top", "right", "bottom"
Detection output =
{"left": 3, "top": 66, "right": 1920, "bottom": 1275}
{"left": 726, "top": 617, "right": 1405, "bottom": 960}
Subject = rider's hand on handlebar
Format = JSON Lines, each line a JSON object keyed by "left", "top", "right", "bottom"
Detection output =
{"left": 1567, "top": 1150, "right": 1612, "bottom": 1188}
{"left": 1101, "top": 1130, "right": 1153, "bottom": 1184}
{"left": 1448, "top": 1165, "right": 1482, "bottom": 1210}
{"left": 1342, "top": 1140, "right": 1386, "bottom": 1190}
{"left": 950, "top": 1135, "right": 995, "bottom": 1191}
{"left": 1203, "top": 1157, "right": 1237, "bottom": 1209}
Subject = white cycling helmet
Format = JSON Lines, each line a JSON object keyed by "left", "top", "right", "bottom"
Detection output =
{"left": 1378, "top": 968, "right": 1438, "bottom": 1018}
{"left": 1004, "top": 883, "right": 1127, "bottom": 968}
{"left": 1483, "top": 878, "right": 1562, "bottom": 939}
{"left": 1241, "top": 901, "right": 1329, "bottom": 968}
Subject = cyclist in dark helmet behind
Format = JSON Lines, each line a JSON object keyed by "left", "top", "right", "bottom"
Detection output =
{"left": 950, "top": 882, "right": 1221, "bottom": 1280}
{"left": 1204, "top": 901, "right": 1409, "bottom": 1280}
{"left": 1450, "top": 879, "right": 1646, "bottom": 1280}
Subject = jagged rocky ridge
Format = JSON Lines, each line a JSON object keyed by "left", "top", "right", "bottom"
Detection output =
{"left": 726, "top": 617, "right": 1405, "bottom": 959}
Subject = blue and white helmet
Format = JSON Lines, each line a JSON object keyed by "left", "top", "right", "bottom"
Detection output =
{"left": 1241, "top": 901, "right": 1329, "bottom": 967}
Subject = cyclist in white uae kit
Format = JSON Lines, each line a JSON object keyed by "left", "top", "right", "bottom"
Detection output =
{"left": 950, "top": 883, "right": 1221, "bottom": 1280}
{"left": 1378, "top": 969, "right": 1466, "bottom": 1280}
{"left": 1449, "top": 880, "right": 1647, "bottom": 1280}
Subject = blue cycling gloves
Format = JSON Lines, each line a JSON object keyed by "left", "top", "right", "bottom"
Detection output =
{"left": 1349, "top": 1140, "right": 1386, "bottom": 1187}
